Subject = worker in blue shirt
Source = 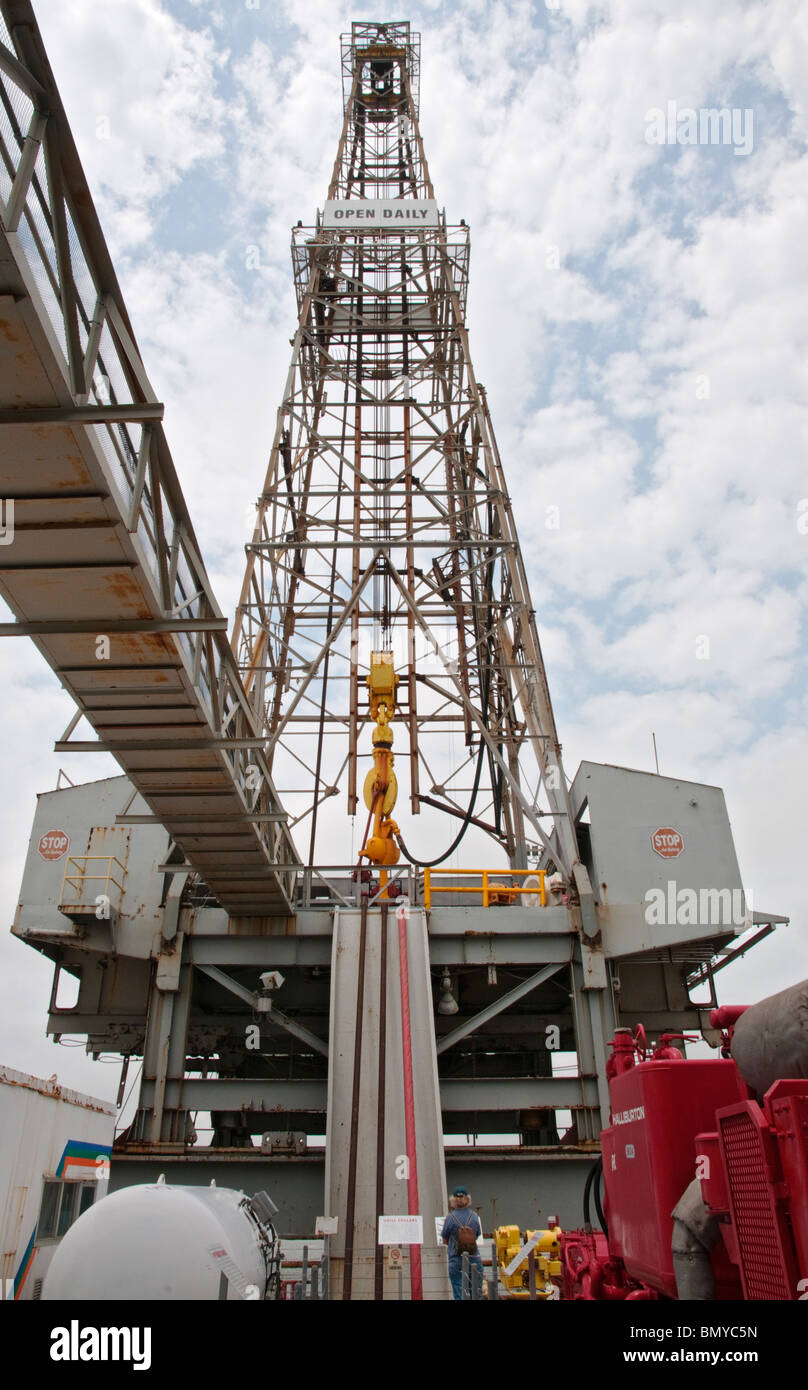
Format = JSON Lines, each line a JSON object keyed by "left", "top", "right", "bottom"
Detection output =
{"left": 441, "top": 1186, "right": 483, "bottom": 1299}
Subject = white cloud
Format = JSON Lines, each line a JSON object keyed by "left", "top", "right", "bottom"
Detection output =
{"left": 37, "top": 0, "right": 228, "bottom": 251}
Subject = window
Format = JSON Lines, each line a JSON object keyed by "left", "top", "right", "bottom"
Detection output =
{"left": 78, "top": 1183, "right": 95, "bottom": 1218}
{"left": 36, "top": 1179, "right": 97, "bottom": 1240}
{"left": 37, "top": 1181, "right": 61, "bottom": 1239}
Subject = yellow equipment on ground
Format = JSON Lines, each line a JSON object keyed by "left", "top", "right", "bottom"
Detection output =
{"left": 360, "top": 652, "right": 401, "bottom": 867}
{"left": 494, "top": 1224, "right": 562, "bottom": 1299}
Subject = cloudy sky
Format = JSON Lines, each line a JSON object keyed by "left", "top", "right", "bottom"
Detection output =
{"left": 1, "top": 0, "right": 806, "bottom": 1101}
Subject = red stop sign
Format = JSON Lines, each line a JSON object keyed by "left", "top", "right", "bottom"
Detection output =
{"left": 38, "top": 829, "right": 70, "bottom": 862}
{"left": 651, "top": 827, "right": 684, "bottom": 859}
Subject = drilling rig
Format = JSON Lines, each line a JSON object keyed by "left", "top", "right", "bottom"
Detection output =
{"left": 0, "top": 9, "right": 789, "bottom": 1300}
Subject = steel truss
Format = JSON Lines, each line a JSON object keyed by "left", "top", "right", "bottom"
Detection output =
{"left": 0, "top": 1, "right": 298, "bottom": 912}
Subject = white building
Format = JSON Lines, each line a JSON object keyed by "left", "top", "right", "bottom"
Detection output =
{"left": 1, "top": 1065, "right": 115, "bottom": 1299}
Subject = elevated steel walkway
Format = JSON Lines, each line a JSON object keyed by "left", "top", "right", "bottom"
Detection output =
{"left": 0, "top": 3, "right": 297, "bottom": 913}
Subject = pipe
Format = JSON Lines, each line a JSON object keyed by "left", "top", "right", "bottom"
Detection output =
{"left": 730, "top": 979, "right": 808, "bottom": 1097}
{"left": 582, "top": 1159, "right": 596, "bottom": 1229}
{"left": 342, "top": 895, "right": 369, "bottom": 1300}
{"left": 709, "top": 1004, "right": 748, "bottom": 1033}
{"left": 671, "top": 1177, "right": 720, "bottom": 1300}
{"left": 374, "top": 903, "right": 388, "bottom": 1301}
{"left": 592, "top": 1156, "right": 608, "bottom": 1238}
{"left": 397, "top": 902, "right": 423, "bottom": 1300}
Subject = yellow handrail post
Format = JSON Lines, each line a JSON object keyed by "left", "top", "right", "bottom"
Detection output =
{"left": 482, "top": 870, "right": 489, "bottom": 908}
{"left": 424, "top": 867, "right": 431, "bottom": 910}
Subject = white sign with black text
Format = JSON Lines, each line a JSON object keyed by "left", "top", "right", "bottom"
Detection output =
{"left": 378, "top": 1214, "right": 424, "bottom": 1245}
{"left": 323, "top": 199, "right": 439, "bottom": 229}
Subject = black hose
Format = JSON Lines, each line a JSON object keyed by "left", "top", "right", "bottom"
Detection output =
{"left": 592, "top": 1155, "right": 608, "bottom": 1238}
{"left": 395, "top": 732, "right": 487, "bottom": 867}
{"left": 582, "top": 1158, "right": 597, "bottom": 1229}
{"left": 396, "top": 493, "right": 497, "bottom": 869}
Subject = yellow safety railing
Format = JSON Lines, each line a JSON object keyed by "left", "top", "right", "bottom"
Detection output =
{"left": 423, "top": 867, "right": 547, "bottom": 910}
{"left": 60, "top": 856, "right": 127, "bottom": 907}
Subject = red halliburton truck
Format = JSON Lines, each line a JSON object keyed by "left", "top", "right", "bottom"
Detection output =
{"left": 560, "top": 981, "right": 808, "bottom": 1300}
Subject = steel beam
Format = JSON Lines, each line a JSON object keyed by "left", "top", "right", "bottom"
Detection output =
{"left": 440, "top": 1076, "right": 599, "bottom": 1110}
{"left": 188, "top": 941, "right": 330, "bottom": 969}
{"left": 0, "top": 35, "right": 45, "bottom": 100}
{"left": 248, "top": 538, "right": 516, "bottom": 550}
{"left": 195, "top": 964, "right": 329, "bottom": 1058}
{"left": 429, "top": 937, "right": 572, "bottom": 966}
{"left": 138, "top": 1078, "right": 328, "bottom": 1112}
{"left": 0, "top": 619, "right": 227, "bottom": 635}
{"left": 435, "top": 963, "right": 565, "bottom": 1054}
{"left": 134, "top": 1067, "right": 598, "bottom": 1112}
{"left": 0, "top": 403, "right": 164, "bottom": 423}
{"left": 56, "top": 737, "right": 265, "bottom": 751}
{"left": 136, "top": 1074, "right": 596, "bottom": 1113}
{"left": 118, "top": 813, "right": 288, "bottom": 825}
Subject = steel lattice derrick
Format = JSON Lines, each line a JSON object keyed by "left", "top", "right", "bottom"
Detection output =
{"left": 232, "top": 22, "right": 580, "bottom": 878}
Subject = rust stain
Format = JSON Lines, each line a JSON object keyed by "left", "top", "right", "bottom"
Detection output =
{"left": 102, "top": 572, "right": 152, "bottom": 615}
{"left": 0, "top": 1068, "right": 112, "bottom": 1113}
{"left": 109, "top": 634, "right": 174, "bottom": 661}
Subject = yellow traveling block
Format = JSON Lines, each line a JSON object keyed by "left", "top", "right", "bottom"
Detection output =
{"left": 366, "top": 650, "right": 398, "bottom": 720}
{"left": 360, "top": 651, "right": 401, "bottom": 867}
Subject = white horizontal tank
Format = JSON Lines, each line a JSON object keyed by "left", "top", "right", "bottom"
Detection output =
{"left": 43, "top": 1178, "right": 272, "bottom": 1300}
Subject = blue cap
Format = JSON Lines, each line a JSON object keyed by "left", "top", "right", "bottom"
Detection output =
{"left": 452, "top": 1186, "right": 468, "bottom": 1197}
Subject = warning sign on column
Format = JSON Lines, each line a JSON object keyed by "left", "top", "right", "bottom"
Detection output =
{"left": 378, "top": 1214, "right": 423, "bottom": 1245}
